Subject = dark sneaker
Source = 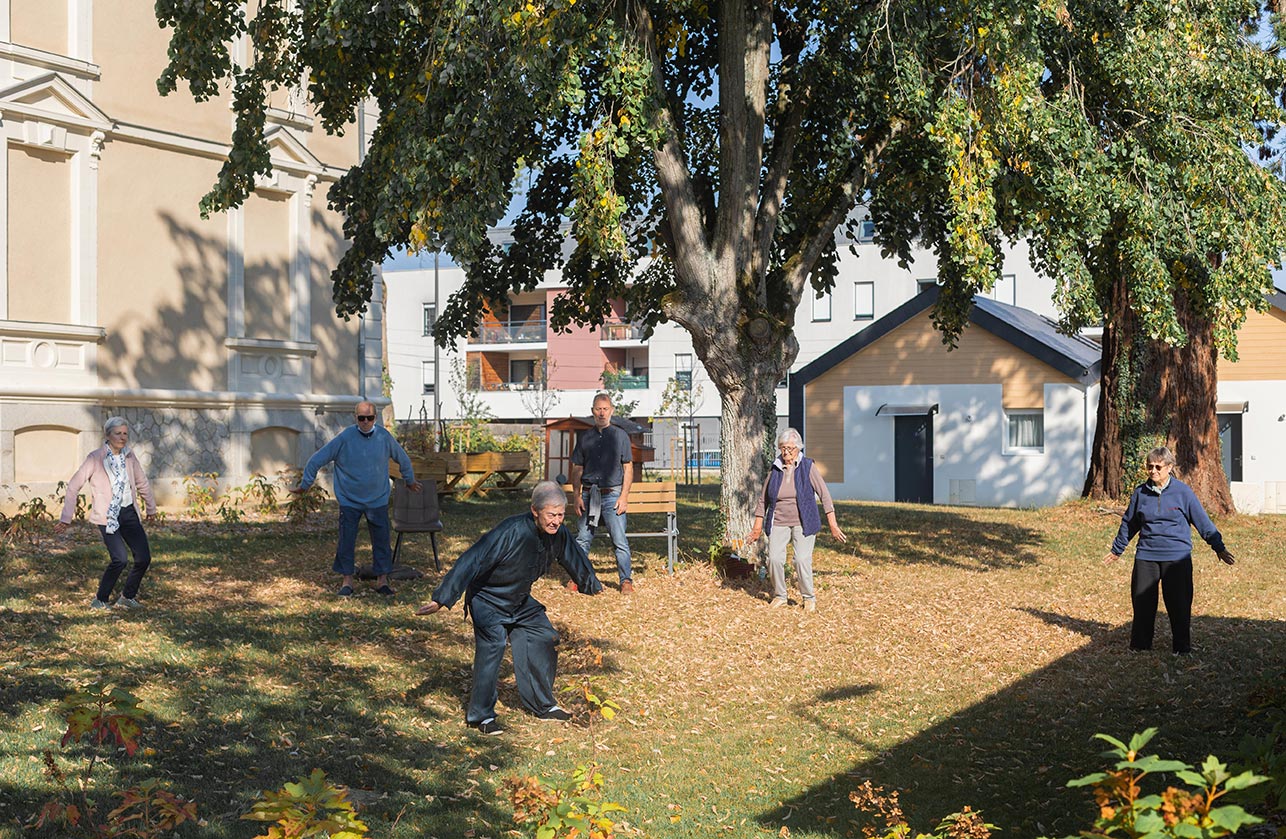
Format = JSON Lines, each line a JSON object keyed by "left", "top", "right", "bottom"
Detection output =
{"left": 537, "top": 706, "right": 573, "bottom": 722}
{"left": 472, "top": 718, "right": 504, "bottom": 735}
{"left": 337, "top": 585, "right": 355, "bottom": 597}
{"left": 375, "top": 585, "right": 395, "bottom": 597}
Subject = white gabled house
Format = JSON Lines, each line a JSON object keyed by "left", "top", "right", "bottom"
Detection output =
{"left": 789, "top": 287, "right": 1102, "bottom": 508}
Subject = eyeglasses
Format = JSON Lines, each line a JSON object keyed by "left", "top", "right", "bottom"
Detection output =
{"left": 356, "top": 415, "right": 376, "bottom": 422}
{"left": 779, "top": 445, "right": 799, "bottom": 452}
{"left": 1145, "top": 464, "right": 1169, "bottom": 471}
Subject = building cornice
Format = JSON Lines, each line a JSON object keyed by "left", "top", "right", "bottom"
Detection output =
{"left": 111, "top": 121, "right": 348, "bottom": 181}
{"left": 0, "top": 319, "right": 105, "bottom": 341}
{"left": 0, "top": 42, "right": 100, "bottom": 80}
{"left": 0, "top": 385, "right": 385, "bottom": 411}
{"left": 225, "top": 336, "right": 319, "bottom": 355}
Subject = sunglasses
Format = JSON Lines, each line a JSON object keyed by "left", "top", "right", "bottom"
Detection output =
{"left": 1145, "top": 464, "right": 1169, "bottom": 470}
{"left": 356, "top": 414, "right": 376, "bottom": 422}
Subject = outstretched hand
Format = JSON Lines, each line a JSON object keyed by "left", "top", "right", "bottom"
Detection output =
{"left": 53, "top": 521, "right": 71, "bottom": 535}
{"left": 1216, "top": 549, "right": 1236, "bottom": 565}
{"left": 415, "top": 601, "right": 443, "bottom": 616}
{"left": 1102, "top": 552, "right": 1121, "bottom": 565}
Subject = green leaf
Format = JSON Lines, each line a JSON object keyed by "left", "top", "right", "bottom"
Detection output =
{"left": 1207, "top": 805, "right": 1262, "bottom": 832}
{"left": 1066, "top": 772, "right": 1109, "bottom": 788}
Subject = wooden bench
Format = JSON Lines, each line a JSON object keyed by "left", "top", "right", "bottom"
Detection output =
{"left": 565, "top": 481, "right": 679, "bottom": 572}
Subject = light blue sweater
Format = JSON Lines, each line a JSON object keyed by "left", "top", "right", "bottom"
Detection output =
{"left": 300, "top": 426, "right": 415, "bottom": 509}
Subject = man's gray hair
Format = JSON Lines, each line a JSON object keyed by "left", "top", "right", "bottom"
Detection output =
{"left": 531, "top": 480, "right": 568, "bottom": 511}
{"left": 103, "top": 416, "right": 129, "bottom": 436}
{"left": 777, "top": 427, "right": 804, "bottom": 450}
{"left": 592, "top": 392, "right": 613, "bottom": 406}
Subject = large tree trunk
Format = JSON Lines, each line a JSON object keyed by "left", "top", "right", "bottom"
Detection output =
{"left": 1153, "top": 287, "right": 1234, "bottom": 514}
{"left": 1084, "top": 273, "right": 1233, "bottom": 514}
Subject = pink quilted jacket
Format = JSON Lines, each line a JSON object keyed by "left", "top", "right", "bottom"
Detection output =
{"left": 59, "top": 447, "right": 156, "bottom": 526}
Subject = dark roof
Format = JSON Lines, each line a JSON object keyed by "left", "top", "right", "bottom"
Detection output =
{"left": 788, "top": 286, "right": 1102, "bottom": 433}
{"left": 546, "top": 415, "right": 651, "bottom": 435}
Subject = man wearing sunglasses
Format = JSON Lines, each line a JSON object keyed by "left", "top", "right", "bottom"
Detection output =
{"left": 294, "top": 401, "right": 422, "bottom": 597}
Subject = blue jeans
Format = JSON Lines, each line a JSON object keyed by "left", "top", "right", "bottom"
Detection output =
{"left": 334, "top": 504, "right": 392, "bottom": 576}
{"left": 576, "top": 488, "right": 632, "bottom": 583}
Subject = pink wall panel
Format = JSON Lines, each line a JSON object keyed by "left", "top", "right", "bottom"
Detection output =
{"left": 547, "top": 289, "right": 608, "bottom": 390}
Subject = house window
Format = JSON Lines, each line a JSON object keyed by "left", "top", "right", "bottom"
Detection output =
{"left": 858, "top": 219, "right": 876, "bottom": 242}
{"left": 854, "top": 282, "right": 875, "bottom": 320}
{"left": 422, "top": 360, "right": 435, "bottom": 394}
{"left": 812, "top": 291, "right": 832, "bottom": 322}
{"left": 511, "top": 358, "right": 538, "bottom": 387}
{"left": 675, "top": 353, "right": 693, "bottom": 389}
{"left": 917, "top": 278, "right": 938, "bottom": 294}
{"left": 423, "top": 304, "right": 437, "bottom": 336}
{"left": 1005, "top": 410, "right": 1044, "bottom": 453}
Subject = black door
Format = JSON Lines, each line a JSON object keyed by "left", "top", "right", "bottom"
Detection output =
{"left": 894, "top": 415, "right": 934, "bottom": 503}
{"left": 1217, "top": 413, "right": 1243, "bottom": 483}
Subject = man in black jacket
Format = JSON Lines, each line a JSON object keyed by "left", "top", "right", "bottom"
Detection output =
{"left": 415, "top": 480, "right": 602, "bottom": 734}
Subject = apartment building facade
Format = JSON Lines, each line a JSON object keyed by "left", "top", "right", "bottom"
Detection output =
{"left": 384, "top": 230, "right": 1058, "bottom": 439}
{"left": 0, "top": 1, "right": 382, "bottom": 505}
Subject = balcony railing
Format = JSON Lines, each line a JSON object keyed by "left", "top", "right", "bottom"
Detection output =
{"left": 600, "top": 319, "right": 646, "bottom": 341}
{"left": 472, "top": 320, "right": 548, "bottom": 344}
{"left": 613, "top": 373, "right": 649, "bottom": 389}
{"left": 477, "top": 380, "right": 548, "bottom": 391}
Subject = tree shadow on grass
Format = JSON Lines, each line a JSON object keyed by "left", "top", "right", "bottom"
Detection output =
{"left": 759, "top": 615, "right": 1286, "bottom": 837}
{"left": 840, "top": 503, "right": 1045, "bottom": 571}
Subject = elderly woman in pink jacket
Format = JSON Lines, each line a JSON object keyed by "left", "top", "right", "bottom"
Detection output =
{"left": 54, "top": 416, "right": 157, "bottom": 610}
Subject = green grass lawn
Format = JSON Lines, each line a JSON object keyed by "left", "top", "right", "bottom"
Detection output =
{"left": 1, "top": 490, "right": 1283, "bottom": 838}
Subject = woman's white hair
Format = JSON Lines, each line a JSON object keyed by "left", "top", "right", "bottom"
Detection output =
{"left": 531, "top": 479, "right": 567, "bottom": 512}
{"left": 103, "top": 416, "right": 129, "bottom": 435}
{"left": 777, "top": 427, "right": 804, "bottom": 450}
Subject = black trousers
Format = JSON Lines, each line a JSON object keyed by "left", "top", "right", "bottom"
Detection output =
{"left": 96, "top": 504, "right": 152, "bottom": 602}
{"left": 1130, "top": 556, "right": 1193, "bottom": 653}
{"left": 466, "top": 596, "right": 559, "bottom": 724}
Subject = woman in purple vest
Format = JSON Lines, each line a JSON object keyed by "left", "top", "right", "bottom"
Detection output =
{"left": 746, "top": 428, "right": 847, "bottom": 611}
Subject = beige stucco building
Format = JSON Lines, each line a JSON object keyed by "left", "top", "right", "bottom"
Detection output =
{"left": 0, "top": 1, "right": 383, "bottom": 506}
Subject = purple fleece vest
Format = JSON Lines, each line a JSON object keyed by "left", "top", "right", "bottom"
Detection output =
{"left": 763, "top": 457, "right": 822, "bottom": 537}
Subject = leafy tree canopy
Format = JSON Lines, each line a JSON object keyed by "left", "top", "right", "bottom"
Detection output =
{"left": 156, "top": 0, "right": 1286, "bottom": 525}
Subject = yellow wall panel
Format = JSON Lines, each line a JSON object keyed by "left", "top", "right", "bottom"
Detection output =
{"left": 97, "top": 142, "right": 227, "bottom": 390}
{"left": 242, "top": 191, "right": 293, "bottom": 341}
{"left": 10, "top": 0, "right": 66, "bottom": 56}
{"left": 8, "top": 145, "right": 71, "bottom": 324}
{"left": 1217, "top": 308, "right": 1286, "bottom": 382}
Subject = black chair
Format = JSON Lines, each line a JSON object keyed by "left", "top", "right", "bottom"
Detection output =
{"left": 390, "top": 479, "right": 442, "bottom": 571}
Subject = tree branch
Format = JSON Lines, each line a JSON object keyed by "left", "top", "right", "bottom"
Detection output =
{"left": 626, "top": 0, "right": 709, "bottom": 294}
{"left": 751, "top": 11, "right": 810, "bottom": 305}
{"left": 715, "top": 0, "right": 772, "bottom": 268}
{"left": 781, "top": 124, "right": 904, "bottom": 307}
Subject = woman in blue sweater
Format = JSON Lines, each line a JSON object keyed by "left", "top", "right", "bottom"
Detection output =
{"left": 1103, "top": 446, "right": 1235, "bottom": 653}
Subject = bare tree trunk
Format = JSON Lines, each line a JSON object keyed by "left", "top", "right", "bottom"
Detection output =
{"left": 1154, "top": 288, "right": 1234, "bottom": 514}
{"left": 708, "top": 365, "right": 779, "bottom": 545}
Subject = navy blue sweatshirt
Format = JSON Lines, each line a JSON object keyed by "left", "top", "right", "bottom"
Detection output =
{"left": 1111, "top": 478, "right": 1225, "bottom": 562}
{"left": 433, "top": 512, "right": 602, "bottom": 615}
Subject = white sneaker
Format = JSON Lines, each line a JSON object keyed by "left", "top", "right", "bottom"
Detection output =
{"left": 114, "top": 597, "right": 143, "bottom": 610}
{"left": 769, "top": 596, "right": 788, "bottom": 608}
{"left": 803, "top": 599, "right": 817, "bottom": 613}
